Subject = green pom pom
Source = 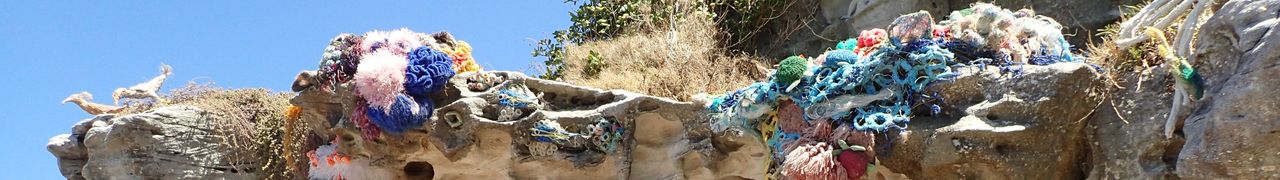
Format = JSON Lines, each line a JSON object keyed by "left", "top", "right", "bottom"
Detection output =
{"left": 775, "top": 56, "right": 807, "bottom": 84}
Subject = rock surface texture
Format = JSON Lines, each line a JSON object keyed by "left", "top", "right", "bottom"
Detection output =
{"left": 290, "top": 71, "right": 768, "bottom": 179}
{"left": 1177, "top": 0, "right": 1280, "bottom": 178}
{"left": 883, "top": 63, "right": 1106, "bottom": 179}
{"left": 46, "top": 1, "right": 1280, "bottom": 179}
{"left": 47, "top": 106, "right": 258, "bottom": 179}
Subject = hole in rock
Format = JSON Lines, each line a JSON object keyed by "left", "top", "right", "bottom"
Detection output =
{"left": 404, "top": 161, "right": 435, "bottom": 180}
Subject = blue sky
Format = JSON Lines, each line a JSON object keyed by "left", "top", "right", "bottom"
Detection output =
{"left": 0, "top": 1, "right": 574, "bottom": 179}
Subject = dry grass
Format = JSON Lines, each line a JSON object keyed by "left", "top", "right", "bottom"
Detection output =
{"left": 118, "top": 81, "right": 305, "bottom": 179}
{"left": 1086, "top": 3, "right": 1214, "bottom": 91}
{"left": 559, "top": 0, "right": 770, "bottom": 100}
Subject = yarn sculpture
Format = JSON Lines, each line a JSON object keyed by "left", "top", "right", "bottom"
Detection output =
{"left": 354, "top": 51, "right": 408, "bottom": 110}
{"left": 701, "top": 3, "right": 1082, "bottom": 179}
{"left": 308, "top": 143, "right": 352, "bottom": 180}
{"left": 404, "top": 46, "right": 455, "bottom": 98}
{"left": 366, "top": 94, "right": 433, "bottom": 133}
{"left": 317, "top": 34, "right": 363, "bottom": 91}
{"left": 351, "top": 98, "right": 381, "bottom": 140}
{"left": 443, "top": 41, "right": 483, "bottom": 73}
{"left": 305, "top": 29, "right": 489, "bottom": 179}
{"left": 775, "top": 56, "right": 808, "bottom": 85}
{"left": 307, "top": 143, "right": 396, "bottom": 180}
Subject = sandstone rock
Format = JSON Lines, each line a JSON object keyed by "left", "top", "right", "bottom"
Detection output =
{"left": 879, "top": 63, "right": 1105, "bottom": 179}
{"left": 293, "top": 71, "right": 768, "bottom": 179}
{"left": 1085, "top": 64, "right": 1185, "bottom": 179}
{"left": 1177, "top": 0, "right": 1280, "bottom": 178}
{"left": 47, "top": 106, "right": 258, "bottom": 179}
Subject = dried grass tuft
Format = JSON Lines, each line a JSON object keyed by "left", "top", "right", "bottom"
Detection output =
{"left": 559, "top": 1, "right": 770, "bottom": 100}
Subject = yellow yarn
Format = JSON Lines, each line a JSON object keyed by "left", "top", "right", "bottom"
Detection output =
{"left": 444, "top": 41, "right": 483, "bottom": 73}
{"left": 758, "top": 110, "right": 778, "bottom": 179}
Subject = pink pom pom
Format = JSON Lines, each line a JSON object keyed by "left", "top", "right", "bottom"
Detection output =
{"left": 354, "top": 51, "right": 408, "bottom": 110}
{"left": 360, "top": 28, "right": 424, "bottom": 56}
{"left": 385, "top": 28, "right": 424, "bottom": 56}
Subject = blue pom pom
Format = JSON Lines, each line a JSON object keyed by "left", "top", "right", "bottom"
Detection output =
{"left": 367, "top": 94, "right": 433, "bottom": 133}
{"left": 405, "top": 46, "right": 456, "bottom": 98}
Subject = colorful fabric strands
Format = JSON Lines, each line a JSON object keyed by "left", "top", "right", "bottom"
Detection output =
{"left": 531, "top": 120, "right": 577, "bottom": 144}
{"left": 351, "top": 98, "right": 381, "bottom": 141}
{"left": 366, "top": 94, "right": 433, "bottom": 134}
{"left": 700, "top": 3, "right": 1086, "bottom": 178}
{"left": 706, "top": 82, "right": 780, "bottom": 132}
{"left": 404, "top": 46, "right": 455, "bottom": 98}
{"left": 318, "top": 33, "right": 363, "bottom": 91}
{"left": 497, "top": 90, "right": 536, "bottom": 108}
{"left": 587, "top": 118, "right": 624, "bottom": 153}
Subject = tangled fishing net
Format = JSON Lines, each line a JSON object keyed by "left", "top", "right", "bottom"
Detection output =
{"left": 701, "top": 3, "right": 1081, "bottom": 179}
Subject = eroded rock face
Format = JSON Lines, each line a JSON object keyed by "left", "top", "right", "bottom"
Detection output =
{"left": 47, "top": 106, "right": 258, "bottom": 179}
{"left": 292, "top": 71, "right": 768, "bottom": 179}
{"left": 1177, "top": 0, "right": 1280, "bottom": 178}
{"left": 881, "top": 63, "right": 1105, "bottom": 179}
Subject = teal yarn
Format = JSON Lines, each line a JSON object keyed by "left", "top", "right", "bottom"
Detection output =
{"left": 835, "top": 39, "right": 858, "bottom": 51}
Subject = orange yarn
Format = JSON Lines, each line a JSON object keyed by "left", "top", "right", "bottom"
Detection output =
{"left": 443, "top": 41, "right": 482, "bottom": 73}
{"left": 283, "top": 105, "right": 303, "bottom": 171}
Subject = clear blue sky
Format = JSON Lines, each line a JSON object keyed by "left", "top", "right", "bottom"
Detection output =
{"left": 0, "top": 1, "right": 574, "bottom": 179}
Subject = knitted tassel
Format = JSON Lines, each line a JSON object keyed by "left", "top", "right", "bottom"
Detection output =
{"left": 781, "top": 142, "right": 845, "bottom": 180}
{"left": 366, "top": 94, "right": 433, "bottom": 133}
{"left": 351, "top": 98, "right": 381, "bottom": 141}
{"left": 354, "top": 51, "right": 408, "bottom": 110}
{"left": 404, "top": 46, "right": 456, "bottom": 98}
